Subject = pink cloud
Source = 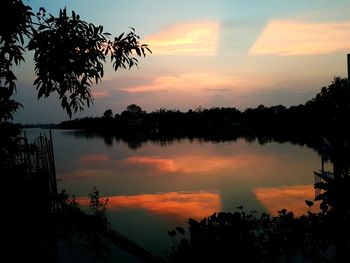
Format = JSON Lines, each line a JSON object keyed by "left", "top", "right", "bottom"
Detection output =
{"left": 92, "top": 90, "right": 109, "bottom": 98}
{"left": 118, "top": 73, "right": 237, "bottom": 93}
{"left": 250, "top": 20, "right": 350, "bottom": 56}
{"left": 143, "top": 21, "right": 220, "bottom": 56}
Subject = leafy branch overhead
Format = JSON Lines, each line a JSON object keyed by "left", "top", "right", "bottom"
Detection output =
{"left": 28, "top": 7, "right": 151, "bottom": 118}
{"left": 0, "top": 1, "right": 151, "bottom": 121}
{"left": 0, "top": 0, "right": 33, "bottom": 121}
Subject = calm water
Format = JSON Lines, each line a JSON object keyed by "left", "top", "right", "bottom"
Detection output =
{"left": 24, "top": 128, "right": 324, "bottom": 261}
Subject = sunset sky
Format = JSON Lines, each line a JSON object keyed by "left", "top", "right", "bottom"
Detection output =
{"left": 14, "top": 0, "right": 350, "bottom": 123}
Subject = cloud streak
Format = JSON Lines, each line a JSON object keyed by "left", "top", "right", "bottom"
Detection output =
{"left": 118, "top": 73, "right": 236, "bottom": 94}
{"left": 124, "top": 156, "right": 178, "bottom": 172}
{"left": 78, "top": 191, "right": 221, "bottom": 221}
{"left": 250, "top": 20, "right": 350, "bottom": 56}
{"left": 92, "top": 90, "right": 109, "bottom": 98}
{"left": 143, "top": 21, "right": 220, "bottom": 56}
{"left": 254, "top": 185, "right": 319, "bottom": 216}
{"left": 122, "top": 153, "right": 278, "bottom": 175}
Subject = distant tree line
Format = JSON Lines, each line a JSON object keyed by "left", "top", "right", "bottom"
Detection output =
{"left": 57, "top": 77, "right": 349, "bottom": 139}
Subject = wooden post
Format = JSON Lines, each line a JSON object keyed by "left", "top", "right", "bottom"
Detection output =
{"left": 49, "top": 129, "right": 58, "bottom": 212}
{"left": 347, "top": 54, "right": 350, "bottom": 89}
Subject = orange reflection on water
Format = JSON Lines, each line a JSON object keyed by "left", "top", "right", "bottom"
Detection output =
{"left": 175, "top": 156, "right": 230, "bottom": 173}
{"left": 78, "top": 191, "right": 221, "bottom": 221}
{"left": 254, "top": 185, "right": 319, "bottom": 216}
{"left": 123, "top": 155, "right": 232, "bottom": 173}
{"left": 173, "top": 153, "right": 280, "bottom": 176}
{"left": 124, "top": 156, "right": 178, "bottom": 172}
{"left": 123, "top": 153, "right": 277, "bottom": 175}
{"left": 79, "top": 154, "right": 110, "bottom": 164}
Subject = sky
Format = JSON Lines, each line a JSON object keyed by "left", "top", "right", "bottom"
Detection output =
{"left": 13, "top": 0, "right": 350, "bottom": 124}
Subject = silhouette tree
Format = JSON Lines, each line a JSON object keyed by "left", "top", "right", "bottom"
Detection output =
{"left": 0, "top": 0, "right": 32, "bottom": 121}
{"left": 314, "top": 76, "right": 350, "bottom": 122}
{"left": 103, "top": 109, "right": 113, "bottom": 118}
{"left": 126, "top": 104, "right": 145, "bottom": 115}
{"left": 121, "top": 104, "right": 145, "bottom": 120}
{"left": 0, "top": 0, "right": 151, "bottom": 120}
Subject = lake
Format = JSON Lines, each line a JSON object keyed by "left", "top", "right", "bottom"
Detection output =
{"left": 24, "top": 128, "right": 325, "bottom": 262}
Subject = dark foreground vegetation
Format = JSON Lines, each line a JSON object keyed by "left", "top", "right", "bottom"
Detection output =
{"left": 165, "top": 138, "right": 350, "bottom": 263}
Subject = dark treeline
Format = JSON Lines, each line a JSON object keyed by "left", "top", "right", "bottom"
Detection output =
{"left": 57, "top": 77, "right": 350, "bottom": 141}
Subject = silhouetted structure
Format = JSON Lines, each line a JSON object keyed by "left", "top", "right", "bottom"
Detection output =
{"left": 15, "top": 131, "right": 59, "bottom": 262}
{"left": 347, "top": 53, "right": 350, "bottom": 89}
{"left": 17, "top": 130, "right": 58, "bottom": 213}
{"left": 314, "top": 136, "right": 350, "bottom": 210}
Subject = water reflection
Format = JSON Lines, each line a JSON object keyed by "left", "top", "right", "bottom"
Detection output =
{"left": 123, "top": 157, "right": 178, "bottom": 173}
{"left": 66, "top": 129, "right": 320, "bottom": 150}
{"left": 254, "top": 184, "right": 319, "bottom": 216}
{"left": 79, "top": 153, "right": 110, "bottom": 164}
{"left": 78, "top": 191, "right": 221, "bottom": 221}
{"left": 122, "top": 153, "right": 280, "bottom": 176}
{"left": 25, "top": 128, "right": 325, "bottom": 258}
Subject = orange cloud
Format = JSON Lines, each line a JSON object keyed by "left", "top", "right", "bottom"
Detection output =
{"left": 79, "top": 154, "right": 110, "bottom": 164}
{"left": 143, "top": 21, "right": 219, "bottom": 56}
{"left": 78, "top": 191, "right": 221, "bottom": 221}
{"left": 254, "top": 185, "right": 319, "bottom": 216}
{"left": 250, "top": 20, "right": 350, "bottom": 56}
{"left": 119, "top": 73, "right": 235, "bottom": 93}
{"left": 92, "top": 90, "right": 109, "bottom": 98}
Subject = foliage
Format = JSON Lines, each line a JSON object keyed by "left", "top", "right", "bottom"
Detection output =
{"left": 0, "top": 1, "right": 151, "bottom": 120}
{"left": 0, "top": 122, "right": 22, "bottom": 168}
{"left": 0, "top": 0, "right": 33, "bottom": 121}
{"left": 0, "top": 89, "right": 22, "bottom": 121}
{"left": 166, "top": 205, "right": 341, "bottom": 263}
{"left": 103, "top": 109, "right": 113, "bottom": 118}
{"left": 126, "top": 103, "right": 145, "bottom": 114}
{"left": 88, "top": 187, "right": 109, "bottom": 223}
{"left": 308, "top": 76, "right": 350, "bottom": 123}
{"left": 28, "top": 8, "right": 150, "bottom": 117}
{"left": 56, "top": 188, "right": 112, "bottom": 258}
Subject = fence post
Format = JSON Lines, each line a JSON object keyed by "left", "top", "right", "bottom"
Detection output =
{"left": 49, "top": 129, "right": 58, "bottom": 213}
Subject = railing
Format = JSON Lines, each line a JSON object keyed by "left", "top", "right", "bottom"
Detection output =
{"left": 16, "top": 130, "right": 58, "bottom": 213}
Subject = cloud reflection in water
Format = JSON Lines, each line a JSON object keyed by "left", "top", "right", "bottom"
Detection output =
{"left": 78, "top": 190, "right": 221, "bottom": 221}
